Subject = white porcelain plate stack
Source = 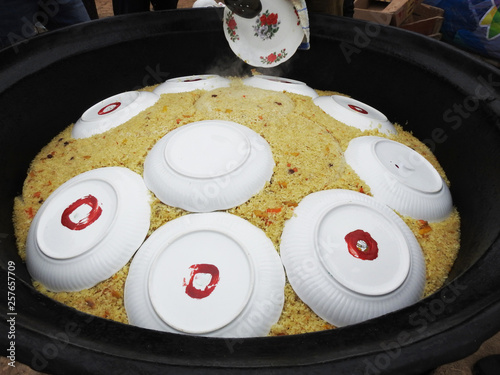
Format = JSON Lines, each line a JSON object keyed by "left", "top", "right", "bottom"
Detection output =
{"left": 125, "top": 212, "right": 285, "bottom": 337}
{"left": 72, "top": 91, "right": 159, "bottom": 139}
{"left": 345, "top": 136, "right": 453, "bottom": 222}
{"left": 153, "top": 74, "right": 231, "bottom": 95}
{"left": 243, "top": 75, "right": 318, "bottom": 98}
{"left": 25, "top": 167, "right": 151, "bottom": 292}
{"left": 313, "top": 95, "right": 397, "bottom": 135}
{"left": 143, "top": 120, "right": 275, "bottom": 212}
{"left": 280, "top": 189, "right": 426, "bottom": 327}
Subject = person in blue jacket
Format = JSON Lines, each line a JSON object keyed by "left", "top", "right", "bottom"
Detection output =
{"left": 0, "top": 0, "right": 90, "bottom": 49}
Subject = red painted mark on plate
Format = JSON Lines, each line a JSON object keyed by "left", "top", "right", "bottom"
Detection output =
{"left": 348, "top": 104, "right": 369, "bottom": 115}
{"left": 61, "top": 195, "right": 102, "bottom": 231}
{"left": 184, "top": 264, "right": 220, "bottom": 299}
{"left": 344, "top": 229, "right": 379, "bottom": 260}
{"left": 98, "top": 102, "right": 121, "bottom": 115}
{"left": 182, "top": 78, "right": 203, "bottom": 82}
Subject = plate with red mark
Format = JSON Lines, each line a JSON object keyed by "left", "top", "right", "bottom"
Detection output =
{"left": 223, "top": 0, "right": 304, "bottom": 67}
{"left": 153, "top": 74, "right": 231, "bottom": 95}
{"left": 124, "top": 212, "right": 285, "bottom": 337}
{"left": 72, "top": 91, "right": 159, "bottom": 139}
{"left": 144, "top": 120, "right": 274, "bottom": 212}
{"left": 345, "top": 136, "right": 453, "bottom": 222}
{"left": 280, "top": 189, "right": 425, "bottom": 327}
{"left": 313, "top": 95, "right": 397, "bottom": 135}
{"left": 25, "top": 167, "right": 151, "bottom": 292}
{"left": 243, "top": 75, "right": 318, "bottom": 98}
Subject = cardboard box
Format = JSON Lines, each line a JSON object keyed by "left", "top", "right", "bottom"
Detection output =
{"left": 354, "top": 0, "right": 423, "bottom": 26}
{"left": 400, "top": 3, "right": 444, "bottom": 36}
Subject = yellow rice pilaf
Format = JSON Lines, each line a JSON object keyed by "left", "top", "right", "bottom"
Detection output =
{"left": 12, "top": 77, "right": 460, "bottom": 336}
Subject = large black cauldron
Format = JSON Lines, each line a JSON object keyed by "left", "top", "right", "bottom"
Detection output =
{"left": 1, "top": 8, "right": 499, "bottom": 375}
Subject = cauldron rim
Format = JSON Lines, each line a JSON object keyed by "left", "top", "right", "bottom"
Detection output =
{"left": 1, "top": 9, "right": 500, "bottom": 375}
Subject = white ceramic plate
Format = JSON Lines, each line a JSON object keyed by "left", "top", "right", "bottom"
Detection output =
{"left": 280, "top": 189, "right": 426, "bottom": 327}
{"left": 153, "top": 74, "right": 231, "bottom": 95}
{"left": 345, "top": 136, "right": 453, "bottom": 222}
{"left": 143, "top": 120, "right": 275, "bottom": 212}
{"left": 125, "top": 212, "right": 285, "bottom": 337}
{"left": 313, "top": 95, "right": 397, "bottom": 135}
{"left": 25, "top": 167, "right": 151, "bottom": 292}
{"left": 243, "top": 75, "right": 318, "bottom": 98}
{"left": 72, "top": 91, "right": 159, "bottom": 139}
{"left": 223, "top": 0, "right": 304, "bottom": 67}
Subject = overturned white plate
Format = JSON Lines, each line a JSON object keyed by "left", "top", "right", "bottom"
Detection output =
{"left": 25, "top": 167, "right": 151, "bottom": 292}
{"left": 125, "top": 212, "right": 285, "bottom": 337}
{"left": 243, "top": 75, "right": 318, "bottom": 98}
{"left": 144, "top": 120, "right": 274, "bottom": 212}
{"left": 280, "top": 189, "right": 426, "bottom": 327}
{"left": 223, "top": 0, "right": 304, "bottom": 67}
{"left": 153, "top": 74, "right": 231, "bottom": 95}
{"left": 345, "top": 136, "right": 453, "bottom": 222}
{"left": 72, "top": 91, "right": 159, "bottom": 139}
{"left": 313, "top": 95, "right": 397, "bottom": 135}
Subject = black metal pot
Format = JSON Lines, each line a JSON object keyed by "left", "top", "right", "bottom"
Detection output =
{"left": 1, "top": 9, "right": 499, "bottom": 375}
